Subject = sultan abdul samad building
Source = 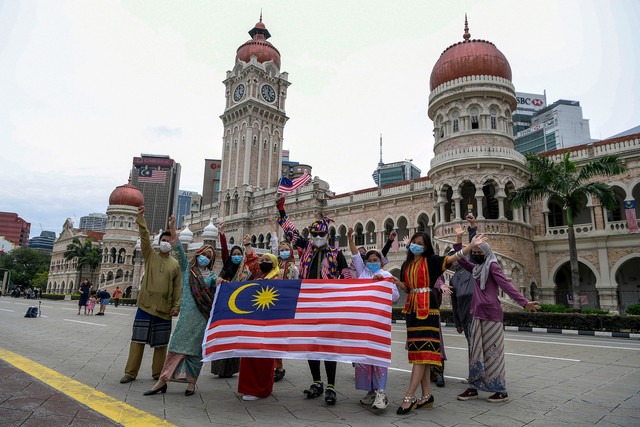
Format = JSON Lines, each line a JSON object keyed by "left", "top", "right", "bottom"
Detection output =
{"left": 48, "top": 17, "right": 640, "bottom": 313}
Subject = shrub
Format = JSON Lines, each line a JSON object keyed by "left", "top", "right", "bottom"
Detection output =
{"left": 581, "top": 308, "right": 609, "bottom": 315}
{"left": 626, "top": 304, "right": 640, "bottom": 316}
{"left": 40, "top": 293, "right": 65, "bottom": 300}
{"left": 540, "top": 304, "right": 572, "bottom": 313}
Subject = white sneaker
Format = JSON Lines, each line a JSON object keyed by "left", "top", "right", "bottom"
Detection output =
{"left": 242, "top": 395, "right": 261, "bottom": 401}
{"left": 372, "top": 390, "right": 388, "bottom": 409}
{"left": 359, "top": 390, "right": 376, "bottom": 405}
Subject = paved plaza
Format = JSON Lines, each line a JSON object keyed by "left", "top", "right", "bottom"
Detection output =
{"left": 1, "top": 296, "right": 639, "bottom": 426}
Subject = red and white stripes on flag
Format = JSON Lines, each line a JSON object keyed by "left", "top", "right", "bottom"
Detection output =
{"left": 277, "top": 170, "right": 311, "bottom": 194}
{"left": 139, "top": 169, "right": 167, "bottom": 183}
{"left": 202, "top": 279, "right": 394, "bottom": 367}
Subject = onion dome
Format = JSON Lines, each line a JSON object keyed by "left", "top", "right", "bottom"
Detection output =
{"left": 236, "top": 14, "right": 281, "bottom": 69}
{"left": 179, "top": 225, "right": 193, "bottom": 244}
{"left": 430, "top": 15, "right": 512, "bottom": 90}
{"left": 202, "top": 220, "right": 219, "bottom": 240}
{"left": 108, "top": 179, "right": 144, "bottom": 207}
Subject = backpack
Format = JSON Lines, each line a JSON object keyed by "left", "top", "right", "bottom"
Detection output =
{"left": 24, "top": 307, "right": 38, "bottom": 318}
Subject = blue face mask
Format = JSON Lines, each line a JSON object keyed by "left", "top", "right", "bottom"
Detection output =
{"left": 197, "top": 255, "right": 210, "bottom": 267}
{"left": 279, "top": 251, "right": 290, "bottom": 260}
{"left": 231, "top": 255, "right": 243, "bottom": 265}
{"left": 366, "top": 262, "right": 381, "bottom": 273}
{"left": 409, "top": 243, "right": 424, "bottom": 255}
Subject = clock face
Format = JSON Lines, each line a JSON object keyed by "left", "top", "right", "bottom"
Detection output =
{"left": 261, "top": 84, "right": 276, "bottom": 103}
{"left": 233, "top": 84, "right": 245, "bottom": 102}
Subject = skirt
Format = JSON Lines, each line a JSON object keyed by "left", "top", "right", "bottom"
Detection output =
{"left": 160, "top": 351, "right": 202, "bottom": 384}
{"left": 131, "top": 308, "right": 172, "bottom": 348}
{"left": 355, "top": 364, "right": 388, "bottom": 391}
{"left": 211, "top": 358, "right": 240, "bottom": 378}
{"left": 468, "top": 317, "right": 506, "bottom": 393}
{"left": 405, "top": 309, "right": 442, "bottom": 366}
{"left": 238, "top": 358, "right": 275, "bottom": 398}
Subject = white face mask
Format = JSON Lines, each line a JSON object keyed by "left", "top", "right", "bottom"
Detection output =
{"left": 312, "top": 235, "right": 328, "bottom": 247}
{"left": 159, "top": 241, "right": 171, "bottom": 253}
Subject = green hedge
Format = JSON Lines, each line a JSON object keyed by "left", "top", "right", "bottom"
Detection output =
{"left": 392, "top": 308, "right": 640, "bottom": 333}
{"left": 626, "top": 304, "right": 640, "bottom": 316}
{"left": 40, "top": 293, "right": 65, "bottom": 300}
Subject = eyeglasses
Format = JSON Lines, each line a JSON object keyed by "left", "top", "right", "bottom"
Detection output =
{"left": 310, "top": 232, "right": 326, "bottom": 237}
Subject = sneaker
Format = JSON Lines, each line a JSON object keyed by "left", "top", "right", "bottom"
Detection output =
{"left": 372, "top": 390, "right": 388, "bottom": 409}
{"left": 324, "top": 386, "right": 337, "bottom": 405}
{"left": 487, "top": 392, "right": 509, "bottom": 403}
{"left": 436, "top": 375, "right": 445, "bottom": 388}
{"left": 457, "top": 388, "right": 478, "bottom": 401}
{"left": 303, "top": 382, "right": 324, "bottom": 399}
{"left": 242, "top": 395, "right": 261, "bottom": 401}
{"left": 359, "top": 390, "right": 376, "bottom": 405}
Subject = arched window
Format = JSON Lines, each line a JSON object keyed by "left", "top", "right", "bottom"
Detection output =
{"left": 452, "top": 111, "right": 459, "bottom": 133}
{"left": 225, "top": 194, "right": 231, "bottom": 216}
{"left": 470, "top": 107, "right": 480, "bottom": 129}
{"left": 490, "top": 108, "right": 498, "bottom": 130}
{"left": 233, "top": 193, "right": 239, "bottom": 215}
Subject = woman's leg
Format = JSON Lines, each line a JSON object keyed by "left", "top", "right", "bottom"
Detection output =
{"left": 399, "top": 364, "right": 426, "bottom": 409}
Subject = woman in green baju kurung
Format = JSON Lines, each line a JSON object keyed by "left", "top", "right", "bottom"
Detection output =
{"left": 144, "top": 233, "right": 221, "bottom": 397}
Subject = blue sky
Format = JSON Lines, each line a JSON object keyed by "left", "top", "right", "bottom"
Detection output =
{"left": 1, "top": 0, "right": 638, "bottom": 236}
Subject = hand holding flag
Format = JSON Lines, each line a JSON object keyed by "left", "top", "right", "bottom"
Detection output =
{"left": 278, "top": 170, "right": 311, "bottom": 194}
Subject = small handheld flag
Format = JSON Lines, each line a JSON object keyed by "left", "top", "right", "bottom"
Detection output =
{"left": 277, "top": 170, "right": 311, "bottom": 194}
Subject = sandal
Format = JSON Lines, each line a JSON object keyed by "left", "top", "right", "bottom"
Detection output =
{"left": 396, "top": 396, "right": 417, "bottom": 415}
{"left": 417, "top": 394, "right": 434, "bottom": 409}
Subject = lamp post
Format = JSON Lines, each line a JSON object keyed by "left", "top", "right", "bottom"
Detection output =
{"left": 0, "top": 268, "right": 11, "bottom": 296}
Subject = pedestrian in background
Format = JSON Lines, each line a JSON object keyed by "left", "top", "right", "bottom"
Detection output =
{"left": 112, "top": 286, "right": 123, "bottom": 307}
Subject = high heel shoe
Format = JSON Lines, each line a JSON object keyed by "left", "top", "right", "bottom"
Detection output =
{"left": 396, "top": 396, "right": 417, "bottom": 415}
{"left": 417, "top": 394, "right": 434, "bottom": 409}
{"left": 185, "top": 386, "right": 195, "bottom": 396}
{"left": 143, "top": 383, "right": 167, "bottom": 396}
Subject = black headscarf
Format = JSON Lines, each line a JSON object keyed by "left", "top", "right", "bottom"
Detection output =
{"left": 220, "top": 245, "right": 244, "bottom": 280}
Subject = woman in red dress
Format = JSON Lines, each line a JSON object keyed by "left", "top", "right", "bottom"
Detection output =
{"left": 237, "top": 252, "right": 280, "bottom": 401}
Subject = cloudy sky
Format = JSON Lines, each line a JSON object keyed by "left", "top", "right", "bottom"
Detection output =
{"left": 1, "top": 0, "right": 638, "bottom": 237}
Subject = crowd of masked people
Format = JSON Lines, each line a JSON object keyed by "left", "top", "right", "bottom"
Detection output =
{"left": 120, "top": 195, "right": 539, "bottom": 414}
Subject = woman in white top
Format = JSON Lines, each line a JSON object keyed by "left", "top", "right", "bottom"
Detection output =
{"left": 347, "top": 227, "right": 403, "bottom": 410}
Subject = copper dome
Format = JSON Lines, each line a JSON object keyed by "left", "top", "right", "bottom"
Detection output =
{"left": 109, "top": 181, "right": 144, "bottom": 207}
{"left": 430, "top": 17, "right": 512, "bottom": 91}
{"left": 236, "top": 17, "right": 281, "bottom": 69}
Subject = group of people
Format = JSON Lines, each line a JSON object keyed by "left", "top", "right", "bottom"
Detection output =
{"left": 77, "top": 279, "right": 111, "bottom": 316}
{"left": 120, "top": 197, "right": 539, "bottom": 415}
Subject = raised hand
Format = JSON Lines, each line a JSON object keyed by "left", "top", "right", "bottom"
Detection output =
{"left": 402, "top": 235, "right": 410, "bottom": 247}
{"left": 218, "top": 221, "right": 225, "bottom": 234}
{"left": 168, "top": 215, "right": 176, "bottom": 228}
{"left": 347, "top": 227, "right": 354, "bottom": 239}
{"left": 454, "top": 224, "right": 465, "bottom": 238}
{"left": 243, "top": 234, "right": 251, "bottom": 245}
{"left": 389, "top": 230, "right": 397, "bottom": 241}
{"left": 137, "top": 206, "right": 145, "bottom": 217}
{"left": 470, "top": 233, "right": 488, "bottom": 247}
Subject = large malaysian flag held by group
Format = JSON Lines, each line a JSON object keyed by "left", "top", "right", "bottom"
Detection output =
{"left": 202, "top": 279, "right": 394, "bottom": 368}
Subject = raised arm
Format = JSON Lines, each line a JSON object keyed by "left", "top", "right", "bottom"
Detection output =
{"left": 381, "top": 230, "right": 397, "bottom": 257}
{"left": 447, "top": 224, "right": 488, "bottom": 265}
{"left": 136, "top": 206, "right": 152, "bottom": 260}
{"left": 268, "top": 216, "right": 279, "bottom": 254}
{"left": 347, "top": 227, "right": 365, "bottom": 278}
{"left": 218, "top": 222, "right": 229, "bottom": 263}
{"left": 276, "top": 194, "right": 307, "bottom": 249}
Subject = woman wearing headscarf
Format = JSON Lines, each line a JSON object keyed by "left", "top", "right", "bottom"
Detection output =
{"left": 211, "top": 234, "right": 255, "bottom": 378}
{"left": 237, "top": 252, "right": 280, "bottom": 401}
{"left": 452, "top": 223, "right": 540, "bottom": 403}
{"left": 143, "top": 217, "right": 222, "bottom": 397}
{"left": 396, "top": 230, "right": 487, "bottom": 415}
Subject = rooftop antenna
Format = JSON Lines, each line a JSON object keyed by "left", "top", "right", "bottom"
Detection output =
{"left": 378, "top": 133, "right": 384, "bottom": 167}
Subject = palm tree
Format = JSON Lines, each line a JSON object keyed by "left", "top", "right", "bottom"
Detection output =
{"left": 508, "top": 152, "right": 626, "bottom": 309}
{"left": 64, "top": 237, "right": 102, "bottom": 287}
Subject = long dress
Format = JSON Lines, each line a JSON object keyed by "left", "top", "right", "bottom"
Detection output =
{"left": 159, "top": 243, "right": 217, "bottom": 385}
{"left": 78, "top": 284, "right": 90, "bottom": 307}
{"left": 237, "top": 254, "right": 275, "bottom": 398}
{"left": 401, "top": 255, "right": 448, "bottom": 366}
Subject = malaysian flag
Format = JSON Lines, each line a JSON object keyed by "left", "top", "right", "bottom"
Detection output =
{"left": 624, "top": 200, "right": 639, "bottom": 233}
{"left": 277, "top": 170, "right": 311, "bottom": 194}
{"left": 202, "top": 278, "right": 393, "bottom": 367}
{"left": 138, "top": 168, "right": 167, "bottom": 183}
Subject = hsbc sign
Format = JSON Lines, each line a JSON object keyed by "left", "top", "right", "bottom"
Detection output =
{"left": 516, "top": 92, "right": 546, "bottom": 111}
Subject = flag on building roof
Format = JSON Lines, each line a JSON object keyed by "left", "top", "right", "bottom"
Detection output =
{"left": 202, "top": 278, "right": 394, "bottom": 367}
{"left": 138, "top": 168, "right": 167, "bottom": 183}
{"left": 277, "top": 170, "right": 311, "bottom": 194}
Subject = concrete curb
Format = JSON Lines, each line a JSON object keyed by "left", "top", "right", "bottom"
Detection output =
{"left": 392, "top": 320, "right": 640, "bottom": 340}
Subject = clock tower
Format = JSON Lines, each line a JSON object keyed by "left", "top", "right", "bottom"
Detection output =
{"left": 219, "top": 16, "right": 291, "bottom": 219}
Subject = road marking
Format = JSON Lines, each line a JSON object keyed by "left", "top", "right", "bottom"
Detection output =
{"left": 0, "top": 347, "right": 175, "bottom": 427}
{"left": 63, "top": 319, "right": 107, "bottom": 327}
{"left": 0, "top": 308, "right": 15, "bottom": 312}
{"left": 501, "top": 337, "right": 640, "bottom": 351}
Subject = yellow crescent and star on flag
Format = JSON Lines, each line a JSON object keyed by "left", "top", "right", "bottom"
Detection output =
{"left": 227, "top": 283, "right": 280, "bottom": 314}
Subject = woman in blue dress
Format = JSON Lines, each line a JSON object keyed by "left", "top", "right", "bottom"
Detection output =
{"left": 77, "top": 279, "right": 91, "bottom": 315}
{"left": 144, "top": 216, "right": 222, "bottom": 397}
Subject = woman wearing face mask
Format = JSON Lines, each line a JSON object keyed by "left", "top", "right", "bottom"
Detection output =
{"left": 347, "top": 227, "right": 404, "bottom": 410}
{"left": 452, "top": 224, "right": 540, "bottom": 403}
{"left": 396, "top": 231, "right": 487, "bottom": 415}
{"left": 144, "top": 221, "right": 223, "bottom": 397}
{"left": 237, "top": 253, "right": 281, "bottom": 401}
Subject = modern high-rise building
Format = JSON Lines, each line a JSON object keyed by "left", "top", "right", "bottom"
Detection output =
{"left": 79, "top": 213, "right": 108, "bottom": 232}
{"left": 512, "top": 91, "right": 547, "bottom": 135}
{"left": 514, "top": 99, "right": 592, "bottom": 154}
{"left": 130, "top": 154, "right": 181, "bottom": 234}
{"left": 176, "top": 190, "right": 202, "bottom": 227}
{"left": 201, "top": 159, "right": 222, "bottom": 207}
{"left": 28, "top": 230, "right": 56, "bottom": 251}
{"left": 0, "top": 212, "right": 31, "bottom": 248}
{"left": 373, "top": 161, "right": 421, "bottom": 187}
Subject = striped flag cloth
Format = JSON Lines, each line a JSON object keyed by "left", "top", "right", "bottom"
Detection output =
{"left": 624, "top": 200, "right": 639, "bottom": 233}
{"left": 277, "top": 170, "right": 311, "bottom": 194}
{"left": 138, "top": 168, "right": 167, "bottom": 183}
{"left": 202, "top": 278, "right": 393, "bottom": 367}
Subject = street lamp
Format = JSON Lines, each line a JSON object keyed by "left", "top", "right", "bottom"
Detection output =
{"left": 0, "top": 268, "right": 11, "bottom": 296}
